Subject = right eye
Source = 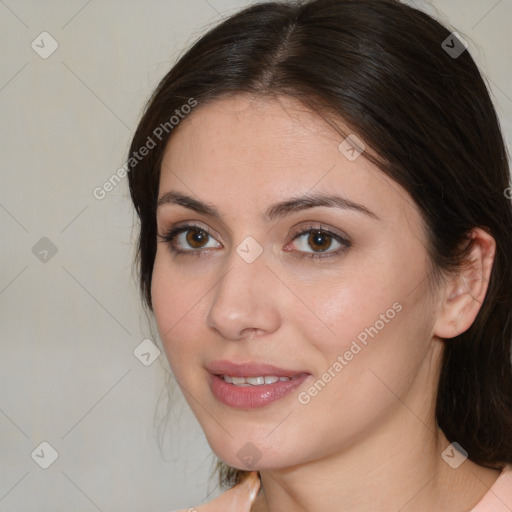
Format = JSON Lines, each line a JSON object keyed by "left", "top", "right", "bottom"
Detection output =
{"left": 157, "top": 222, "right": 222, "bottom": 256}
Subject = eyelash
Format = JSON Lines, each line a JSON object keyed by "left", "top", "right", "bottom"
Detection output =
{"left": 157, "top": 222, "right": 350, "bottom": 260}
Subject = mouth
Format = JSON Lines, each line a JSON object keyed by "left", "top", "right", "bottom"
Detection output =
{"left": 207, "top": 360, "right": 311, "bottom": 409}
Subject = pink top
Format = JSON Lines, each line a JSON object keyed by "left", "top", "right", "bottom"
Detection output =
{"left": 173, "top": 465, "right": 512, "bottom": 512}
{"left": 471, "top": 465, "right": 512, "bottom": 512}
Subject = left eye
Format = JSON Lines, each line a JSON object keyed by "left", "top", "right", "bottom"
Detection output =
{"left": 287, "top": 227, "right": 349, "bottom": 257}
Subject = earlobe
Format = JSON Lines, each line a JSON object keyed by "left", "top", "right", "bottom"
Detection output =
{"left": 434, "top": 228, "right": 496, "bottom": 340}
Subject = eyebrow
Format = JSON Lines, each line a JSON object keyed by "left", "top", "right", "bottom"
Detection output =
{"left": 156, "top": 190, "right": 379, "bottom": 222}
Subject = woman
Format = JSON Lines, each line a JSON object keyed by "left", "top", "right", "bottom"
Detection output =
{"left": 127, "top": 0, "right": 512, "bottom": 510}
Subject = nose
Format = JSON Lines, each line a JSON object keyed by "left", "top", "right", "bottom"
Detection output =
{"left": 205, "top": 245, "right": 281, "bottom": 341}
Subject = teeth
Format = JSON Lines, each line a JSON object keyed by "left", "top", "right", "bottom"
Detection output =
{"left": 222, "top": 375, "right": 292, "bottom": 386}
{"left": 246, "top": 376, "right": 265, "bottom": 385}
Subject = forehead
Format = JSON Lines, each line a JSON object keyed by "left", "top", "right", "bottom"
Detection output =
{"left": 163, "top": 94, "right": 345, "bottom": 166}
{"left": 158, "top": 94, "right": 419, "bottom": 227}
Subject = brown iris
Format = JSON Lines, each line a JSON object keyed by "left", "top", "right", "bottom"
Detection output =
{"left": 186, "top": 228, "right": 208, "bottom": 248}
{"left": 308, "top": 231, "right": 332, "bottom": 252}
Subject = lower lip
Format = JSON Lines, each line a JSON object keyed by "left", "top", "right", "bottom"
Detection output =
{"left": 210, "top": 373, "right": 310, "bottom": 409}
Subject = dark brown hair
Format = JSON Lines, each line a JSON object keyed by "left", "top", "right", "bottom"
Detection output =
{"left": 127, "top": 0, "right": 512, "bottom": 488}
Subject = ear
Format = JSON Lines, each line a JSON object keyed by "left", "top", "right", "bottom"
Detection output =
{"left": 434, "top": 228, "right": 496, "bottom": 339}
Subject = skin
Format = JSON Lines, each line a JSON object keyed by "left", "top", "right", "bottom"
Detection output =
{"left": 151, "top": 94, "right": 500, "bottom": 512}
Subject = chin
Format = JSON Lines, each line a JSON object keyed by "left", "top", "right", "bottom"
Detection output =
{"left": 205, "top": 429, "right": 306, "bottom": 472}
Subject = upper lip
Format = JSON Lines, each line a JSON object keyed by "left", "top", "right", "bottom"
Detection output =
{"left": 207, "top": 360, "right": 309, "bottom": 378}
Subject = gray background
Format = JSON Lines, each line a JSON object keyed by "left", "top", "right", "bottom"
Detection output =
{"left": 0, "top": 0, "right": 511, "bottom": 511}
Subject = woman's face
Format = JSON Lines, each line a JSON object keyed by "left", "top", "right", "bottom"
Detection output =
{"left": 152, "top": 95, "right": 443, "bottom": 470}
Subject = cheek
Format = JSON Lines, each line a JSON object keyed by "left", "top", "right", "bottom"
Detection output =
{"left": 300, "top": 248, "right": 432, "bottom": 382}
{"left": 299, "top": 260, "right": 395, "bottom": 358}
{"left": 150, "top": 253, "right": 207, "bottom": 373}
{"left": 290, "top": 290, "right": 432, "bottom": 456}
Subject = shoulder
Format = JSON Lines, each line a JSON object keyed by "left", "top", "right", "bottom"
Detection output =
{"left": 171, "top": 471, "right": 260, "bottom": 512}
{"left": 470, "top": 464, "right": 512, "bottom": 512}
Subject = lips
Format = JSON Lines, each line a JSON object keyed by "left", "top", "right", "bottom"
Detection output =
{"left": 207, "top": 360, "right": 311, "bottom": 409}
